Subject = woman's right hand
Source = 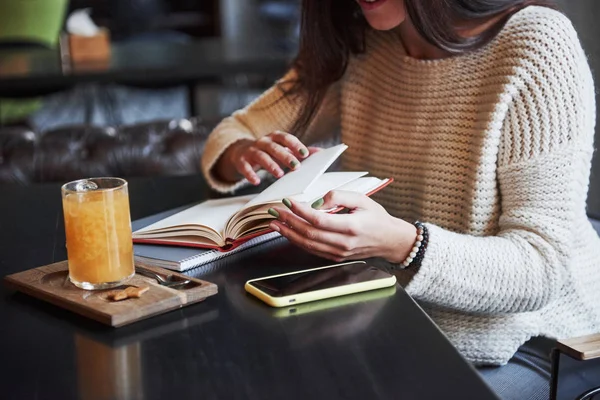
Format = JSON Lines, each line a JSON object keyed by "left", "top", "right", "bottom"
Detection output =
{"left": 215, "top": 131, "right": 315, "bottom": 185}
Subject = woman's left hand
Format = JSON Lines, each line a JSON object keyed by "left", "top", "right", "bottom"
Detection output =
{"left": 268, "top": 191, "right": 417, "bottom": 263}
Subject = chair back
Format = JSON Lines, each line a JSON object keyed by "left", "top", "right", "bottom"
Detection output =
{"left": 551, "top": 335, "right": 600, "bottom": 400}
{"left": 0, "top": 0, "right": 68, "bottom": 48}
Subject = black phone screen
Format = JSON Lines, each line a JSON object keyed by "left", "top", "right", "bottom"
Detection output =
{"left": 248, "top": 262, "right": 393, "bottom": 297}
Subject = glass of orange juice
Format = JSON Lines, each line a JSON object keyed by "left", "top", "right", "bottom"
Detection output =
{"left": 61, "top": 177, "right": 134, "bottom": 290}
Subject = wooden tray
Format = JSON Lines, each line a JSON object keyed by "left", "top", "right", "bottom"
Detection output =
{"left": 3, "top": 261, "right": 218, "bottom": 327}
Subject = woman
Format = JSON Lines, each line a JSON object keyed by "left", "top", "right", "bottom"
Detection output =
{"left": 202, "top": 0, "right": 600, "bottom": 397}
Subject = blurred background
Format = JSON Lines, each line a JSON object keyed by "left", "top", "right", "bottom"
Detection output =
{"left": 1, "top": 0, "right": 600, "bottom": 216}
{"left": 555, "top": 0, "right": 600, "bottom": 215}
{"left": 0, "top": 0, "right": 300, "bottom": 129}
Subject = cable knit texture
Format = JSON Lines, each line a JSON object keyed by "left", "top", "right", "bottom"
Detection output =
{"left": 202, "top": 7, "right": 600, "bottom": 365}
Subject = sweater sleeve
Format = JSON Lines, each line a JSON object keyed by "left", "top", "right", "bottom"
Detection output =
{"left": 201, "top": 69, "right": 341, "bottom": 193}
{"left": 404, "top": 10, "right": 597, "bottom": 314}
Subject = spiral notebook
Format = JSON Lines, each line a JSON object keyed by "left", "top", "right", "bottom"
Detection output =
{"left": 132, "top": 204, "right": 283, "bottom": 272}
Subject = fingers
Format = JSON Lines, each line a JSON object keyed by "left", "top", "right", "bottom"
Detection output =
{"left": 277, "top": 206, "right": 350, "bottom": 243}
{"left": 234, "top": 157, "right": 261, "bottom": 185}
{"left": 270, "top": 131, "right": 310, "bottom": 160}
{"left": 254, "top": 132, "right": 307, "bottom": 171}
{"left": 252, "top": 140, "right": 296, "bottom": 175}
{"left": 235, "top": 131, "right": 310, "bottom": 181}
{"left": 320, "top": 190, "right": 376, "bottom": 211}
{"left": 270, "top": 218, "right": 359, "bottom": 263}
{"left": 271, "top": 200, "right": 363, "bottom": 248}
{"left": 298, "top": 202, "right": 356, "bottom": 234}
{"left": 231, "top": 131, "right": 317, "bottom": 183}
{"left": 271, "top": 216, "right": 375, "bottom": 262}
{"left": 245, "top": 147, "right": 285, "bottom": 178}
{"left": 223, "top": 139, "right": 260, "bottom": 185}
{"left": 276, "top": 193, "right": 372, "bottom": 235}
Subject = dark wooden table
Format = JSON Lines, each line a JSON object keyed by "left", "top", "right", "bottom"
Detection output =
{"left": 0, "top": 176, "right": 499, "bottom": 400}
{"left": 0, "top": 38, "right": 292, "bottom": 115}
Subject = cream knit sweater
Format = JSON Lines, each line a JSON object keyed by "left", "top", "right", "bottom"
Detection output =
{"left": 202, "top": 6, "right": 600, "bottom": 365}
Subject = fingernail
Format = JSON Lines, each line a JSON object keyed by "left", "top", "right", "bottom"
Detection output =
{"left": 282, "top": 198, "right": 292, "bottom": 208}
{"left": 290, "top": 160, "right": 299, "bottom": 169}
{"left": 270, "top": 222, "right": 280, "bottom": 232}
{"left": 268, "top": 208, "right": 279, "bottom": 218}
{"left": 311, "top": 198, "right": 324, "bottom": 209}
{"left": 299, "top": 148, "right": 308, "bottom": 157}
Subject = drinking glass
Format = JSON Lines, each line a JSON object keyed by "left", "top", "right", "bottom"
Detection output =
{"left": 61, "top": 177, "right": 134, "bottom": 290}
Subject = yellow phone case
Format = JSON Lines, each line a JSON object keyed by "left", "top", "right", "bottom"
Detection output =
{"left": 244, "top": 261, "right": 397, "bottom": 308}
{"left": 270, "top": 285, "right": 397, "bottom": 317}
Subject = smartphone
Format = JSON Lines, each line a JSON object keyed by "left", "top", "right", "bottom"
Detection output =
{"left": 244, "top": 261, "right": 397, "bottom": 307}
{"left": 270, "top": 285, "right": 397, "bottom": 318}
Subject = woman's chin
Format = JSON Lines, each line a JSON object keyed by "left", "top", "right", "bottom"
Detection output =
{"left": 358, "top": 0, "right": 406, "bottom": 30}
{"left": 365, "top": 15, "right": 405, "bottom": 31}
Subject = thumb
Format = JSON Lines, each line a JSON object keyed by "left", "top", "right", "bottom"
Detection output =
{"left": 313, "top": 190, "right": 372, "bottom": 211}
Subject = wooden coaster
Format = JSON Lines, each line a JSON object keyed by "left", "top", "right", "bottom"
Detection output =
{"left": 3, "top": 261, "right": 218, "bottom": 327}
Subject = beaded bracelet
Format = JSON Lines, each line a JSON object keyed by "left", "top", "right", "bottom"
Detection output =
{"left": 395, "top": 221, "right": 429, "bottom": 270}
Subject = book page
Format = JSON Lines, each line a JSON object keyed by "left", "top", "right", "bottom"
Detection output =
{"left": 225, "top": 176, "right": 389, "bottom": 240}
{"left": 133, "top": 194, "right": 255, "bottom": 237}
{"left": 289, "top": 171, "right": 367, "bottom": 203}
{"left": 136, "top": 236, "right": 222, "bottom": 247}
{"left": 336, "top": 177, "right": 387, "bottom": 194}
{"left": 319, "top": 177, "right": 390, "bottom": 212}
{"left": 132, "top": 229, "right": 224, "bottom": 245}
{"left": 243, "top": 143, "right": 348, "bottom": 208}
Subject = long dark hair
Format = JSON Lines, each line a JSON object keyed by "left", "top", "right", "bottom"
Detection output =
{"left": 286, "top": 0, "right": 557, "bottom": 135}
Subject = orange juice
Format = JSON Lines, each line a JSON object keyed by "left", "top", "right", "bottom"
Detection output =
{"left": 62, "top": 178, "right": 134, "bottom": 289}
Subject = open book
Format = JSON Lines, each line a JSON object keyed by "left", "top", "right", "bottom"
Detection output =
{"left": 132, "top": 144, "right": 392, "bottom": 251}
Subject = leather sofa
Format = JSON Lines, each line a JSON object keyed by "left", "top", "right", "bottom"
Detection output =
{"left": 0, "top": 117, "right": 216, "bottom": 184}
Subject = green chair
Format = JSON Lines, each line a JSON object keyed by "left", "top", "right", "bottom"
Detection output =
{"left": 0, "top": 0, "right": 68, "bottom": 47}
{"left": 0, "top": 0, "right": 68, "bottom": 125}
